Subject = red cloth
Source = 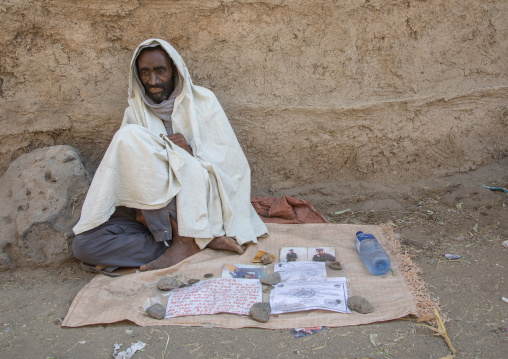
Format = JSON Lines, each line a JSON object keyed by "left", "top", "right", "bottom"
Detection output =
{"left": 251, "top": 196, "right": 329, "bottom": 224}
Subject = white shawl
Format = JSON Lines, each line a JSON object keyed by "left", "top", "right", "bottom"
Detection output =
{"left": 73, "top": 39, "right": 267, "bottom": 245}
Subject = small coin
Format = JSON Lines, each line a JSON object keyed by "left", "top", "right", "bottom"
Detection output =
{"left": 204, "top": 273, "right": 214, "bottom": 278}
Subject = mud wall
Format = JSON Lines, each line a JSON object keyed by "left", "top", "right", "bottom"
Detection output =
{"left": 1, "top": 0, "right": 507, "bottom": 191}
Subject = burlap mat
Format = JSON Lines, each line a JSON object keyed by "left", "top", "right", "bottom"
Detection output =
{"left": 63, "top": 223, "right": 429, "bottom": 328}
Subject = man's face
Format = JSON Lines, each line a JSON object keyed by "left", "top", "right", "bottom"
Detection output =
{"left": 318, "top": 250, "right": 324, "bottom": 255}
{"left": 136, "top": 49, "right": 175, "bottom": 104}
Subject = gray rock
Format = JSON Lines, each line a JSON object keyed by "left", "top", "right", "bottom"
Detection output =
{"left": 260, "top": 253, "right": 273, "bottom": 265}
{"left": 260, "top": 272, "right": 281, "bottom": 286}
{"left": 157, "top": 276, "right": 179, "bottom": 291}
{"left": 146, "top": 303, "right": 166, "bottom": 320}
{"left": 0, "top": 146, "right": 91, "bottom": 270}
{"left": 327, "top": 261, "right": 343, "bottom": 270}
{"left": 347, "top": 296, "right": 374, "bottom": 314}
{"left": 249, "top": 302, "right": 271, "bottom": 322}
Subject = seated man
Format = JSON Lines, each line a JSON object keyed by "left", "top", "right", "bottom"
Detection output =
{"left": 312, "top": 248, "right": 335, "bottom": 262}
{"left": 72, "top": 39, "right": 267, "bottom": 272}
{"left": 286, "top": 249, "right": 297, "bottom": 262}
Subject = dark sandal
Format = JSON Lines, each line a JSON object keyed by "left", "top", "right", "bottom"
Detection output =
{"left": 80, "top": 262, "right": 138, "bottom": 277}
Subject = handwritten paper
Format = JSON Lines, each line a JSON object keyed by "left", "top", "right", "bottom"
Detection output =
{"left": 165, "top": 278, "right": 262, "bottom": 318}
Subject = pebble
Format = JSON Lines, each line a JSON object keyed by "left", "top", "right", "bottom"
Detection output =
{"left": 157, "top": 276, "right": 179, "bottom": 291}
{"left": 188, "top": 279, "right": 200, "bottom": 284}
{"left": 327, "top": 261, "right": 343, "bottom": 270}
{"left": 347, "top": 296, "right": 374, "bottom": 314}
{"left": 260, "top": 272, "right": 281, "bottom": 286}
{"left": 146, "top": 303, "right": 166, "bottom": 320}
{"left": 204, "top": 273, "right": 214, "bottom": 278}
{"left": 260, "top": 253, "right": 273, "bottom": 265}
{"left": 263, "top": 285, "right": 274, "bottom": 293}
{"left": 249, "top": 302, "right": 271, "bottom": 322}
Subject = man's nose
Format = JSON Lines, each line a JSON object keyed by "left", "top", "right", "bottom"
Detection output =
{"left": 148, "top": 72, "right": 158, "bottom": 85}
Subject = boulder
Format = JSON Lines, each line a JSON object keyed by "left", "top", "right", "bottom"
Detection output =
{"left": 0, "top": 146, "right": 91, "bottom": 270}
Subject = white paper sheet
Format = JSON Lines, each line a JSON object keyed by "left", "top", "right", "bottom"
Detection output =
{"left": 270, "top": 278, "right": 350, "bottom": 314}
{"left": 274, "top": 261, "right": 327, "bottom": 281}
{"left": 165, "top": 278, "right": 262, "bottom": 318}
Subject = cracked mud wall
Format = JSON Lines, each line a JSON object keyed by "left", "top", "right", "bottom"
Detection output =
{"left": 1, "top": 0, "right": 507, "bottom": 191}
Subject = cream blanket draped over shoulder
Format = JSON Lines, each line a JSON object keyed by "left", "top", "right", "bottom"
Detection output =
{"left": 73, "top": 39, "right": 267, "bottom": 246}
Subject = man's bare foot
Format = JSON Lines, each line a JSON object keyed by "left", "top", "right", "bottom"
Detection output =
{"left": 206, "top": 236, "right": 245, "bottom": 255}
{"left": 140, "top": 240, "right": 200, "bottom": 271}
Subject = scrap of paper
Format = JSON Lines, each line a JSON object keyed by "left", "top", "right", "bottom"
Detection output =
{"left": 165, "top": 278, "right": 262, "bottom": 318}
{"left": 270, "top": 278, "right": 350, "bottom": 314}
{"left": 274, "top": 261, "right": 327, "bottom": 281}
{"left": 290, "top": 326, "right": 328, "bottom": 339}
{"left": 113, "top": 341, "right": 146, "bottom": 359}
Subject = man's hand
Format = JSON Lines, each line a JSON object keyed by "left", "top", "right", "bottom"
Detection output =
{"left": 167, "top": 133, "right": 193, "bottom": 156}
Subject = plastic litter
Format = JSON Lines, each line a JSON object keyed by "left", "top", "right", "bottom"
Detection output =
{"left": 113, "top": 341, "right": 146, "bottom": 359}
{"left": 370, "top": 333, "right": 380, "bottom": 347}
{"left": 480, "top": 185, "right": 508, "bottom": 193}
{"left": 445, "top": 254, "right": 461, "bottom": 260}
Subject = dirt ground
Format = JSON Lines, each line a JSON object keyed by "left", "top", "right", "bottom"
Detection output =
{"left": 1, "top": 159, "right": 507, "bottom": 359}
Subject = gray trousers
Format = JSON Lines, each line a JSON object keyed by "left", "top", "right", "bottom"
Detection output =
{"left": 72, "top": 203, "right": 176, "bottom": 267}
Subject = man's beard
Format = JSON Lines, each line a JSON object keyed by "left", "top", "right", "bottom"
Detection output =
{"left": 144, "top": 82, "right": 172, "bottom": 104}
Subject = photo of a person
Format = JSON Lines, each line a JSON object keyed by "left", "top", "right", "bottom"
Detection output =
{"left": 280, "top": 247, "right": 307, "bottom": 261}
{"left": 286, "top": 249, "right": 298, "bottom": 261}
{"left": 312, "top": 248, "right": 336, "bottom": 262}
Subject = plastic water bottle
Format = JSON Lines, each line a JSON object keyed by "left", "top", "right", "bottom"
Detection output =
{"left": 355, "top": 231, "right": 390, "bottom": 275}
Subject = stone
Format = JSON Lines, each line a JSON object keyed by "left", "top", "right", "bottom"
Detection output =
{"left": 347, "top": 296, "right": 374, "bottom": 314}
{"left": 204, "top": 273, "right": 214, "bottom": 278}
{"left": 0, "top": 146, "right": 91, "bottom": 270}
{"left": 157, "top": 276, "right": 179, "bottom": 291}
{"left": 249, "top": 302, "right": 271, "bottom": 322}
{"left": 260, "top": 272, "right": 281, "bottom": 286}
{"left": 146, "top": 303, "right": 166, "bottom": 320}
{"left": 188, "top": 279, "right": 200, "bottom": 284}
{"left": 327, "top": 261, "right": 342, "bottom": 270}
{"left": 260, "top": 253, "right": 273, "bottom": 265}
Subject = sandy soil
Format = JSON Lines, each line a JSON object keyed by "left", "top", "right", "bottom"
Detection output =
{"left": 1, "top": 159, "right": 507, "bottom": 359}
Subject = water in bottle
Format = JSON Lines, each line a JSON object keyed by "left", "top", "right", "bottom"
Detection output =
{"left": 355, "top": 231, "right": 391, "bottom": 275}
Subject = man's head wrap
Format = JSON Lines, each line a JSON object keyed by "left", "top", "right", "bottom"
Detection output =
{"left": 133, "top": 41, "right": 184, "bottom": 130}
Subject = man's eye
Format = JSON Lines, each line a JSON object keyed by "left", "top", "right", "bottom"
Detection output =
{"left": 156, "top": 69, "right": 165, "bottom": 74}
